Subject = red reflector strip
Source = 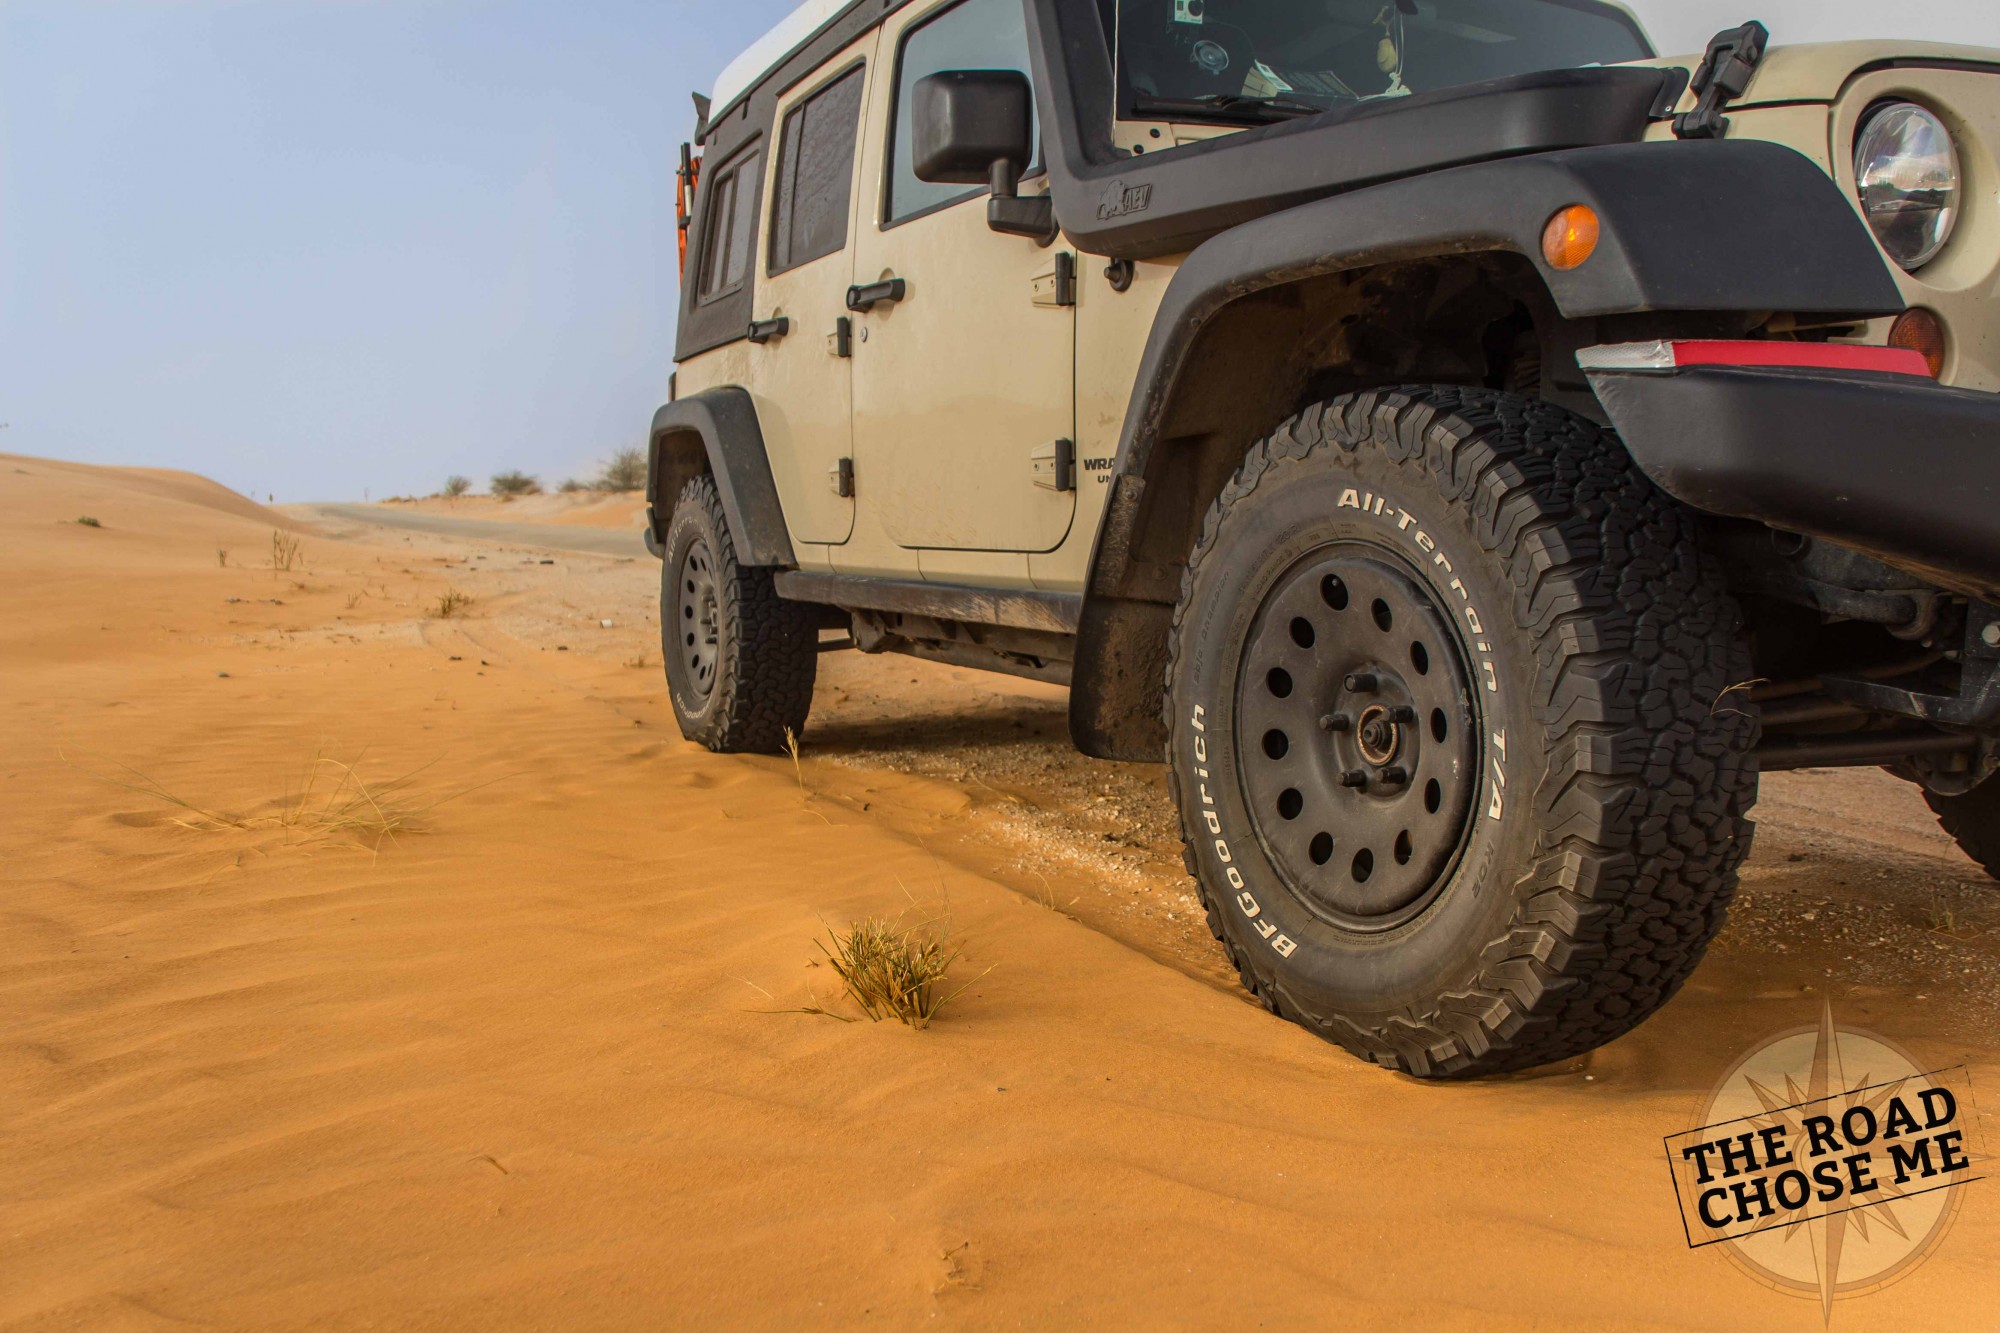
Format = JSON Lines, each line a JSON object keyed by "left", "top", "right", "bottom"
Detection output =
{"left": 1579, "top": 340, "right": 1934, "bottom": 377}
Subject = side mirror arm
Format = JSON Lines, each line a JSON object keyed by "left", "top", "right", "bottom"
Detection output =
{"left": 986, "top": 158, "right": 1058, "bottom": 246}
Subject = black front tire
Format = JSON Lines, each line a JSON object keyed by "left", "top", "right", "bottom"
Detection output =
{"left": 661, "top": 475, "right": 817, "bottom": 753}
{"left": 1165, "top": 388, "right": 1759, "bottom": 1077}
{"left": 1927, "top": 776, "right": 2000, "bottom": 880}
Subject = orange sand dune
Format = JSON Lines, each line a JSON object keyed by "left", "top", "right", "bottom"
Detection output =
{"left": 2, "top": 455, "right": 1995, "bottom": 1329}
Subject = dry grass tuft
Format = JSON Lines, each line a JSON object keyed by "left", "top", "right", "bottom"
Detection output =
{"left": 430, "top": 589, "right": 474, "bottom": 619}
{"left": 784, "top": 726, "right": 805, "bottom": 789}
{"left": 71, "top": 749, "right": 474, "bottom": 851}
{"left": 1027, "top": 871, "right": 1076, "bottom": 915}
{"left": 217, "top": 547, "right": 228, "bottom": 567}
{"left": 269, "top": 529, "right": 304, "bottom": 572}
{"left": 812, "top": 914, "right": 971, "bottom": 1029}
{"left": 75, "top": 516, "right": 102, "bottom": 528}
{"left": 1924, "top": 891, "right": 1962, "bottom": 936}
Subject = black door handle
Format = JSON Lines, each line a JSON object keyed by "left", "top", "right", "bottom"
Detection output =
{"left": 846, "top": 278, "right": 906, "bottom": 312}
{"left": 746, "top": 316, "right": 790, "bottom": 344}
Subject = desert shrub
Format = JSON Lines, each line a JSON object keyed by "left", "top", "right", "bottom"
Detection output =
{"left": 270, "top": 530, "right": 304, "bottom": 571}
{"left": 442, "top": 475, "right": 472, "bottom": 498}
{"left": 75, "top": 516, "right": 102, "bottom": 528}
{"left": 557, "top": 477, "right": 590, "bottom": 494}
{"left": 598, "top": 447, "right": 647, "bottom": 492}
{"left": 490, "top": 470, "right": 541, "bottom": 497}
{"left": 430, "top": 589, "right": 474, "bottom": 619}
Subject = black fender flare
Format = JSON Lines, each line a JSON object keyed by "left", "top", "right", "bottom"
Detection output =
{"left": 1111, "top": 140, "right": 1902, "bottom": 511}
{"left": 646, "top": 387, "right": 795, "bottom": 569}
{"left": 1069, "top": 141, "right": 1906, "bottom": 761}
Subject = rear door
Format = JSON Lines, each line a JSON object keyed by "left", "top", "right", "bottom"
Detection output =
{"left": 747, "top": 41, "right": 875, "bottom": 546}
{"left": 847, "top": 0, "right": 1077, "bottom": 554}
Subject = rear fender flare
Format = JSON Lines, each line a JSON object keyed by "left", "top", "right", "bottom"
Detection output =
{"left": 646, "top": 387, "right": 794, "bottom": 569}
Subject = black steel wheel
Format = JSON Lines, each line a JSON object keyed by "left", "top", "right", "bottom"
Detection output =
{"left": 675, "top": 536, "right": 721, "bottom": 698}
{"left": 1165, "top": 387, "right": 1759, "bottom": 1078}
{"left": 660, "top": 475, "right": 817, "bottom": 753}
{"left": 1235, "top": 549, "right": 1477, "bottom": 932}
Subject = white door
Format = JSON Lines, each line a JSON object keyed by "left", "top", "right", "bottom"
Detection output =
{"left": 848, "top": 0, "right": 1077, "bottom": 554}
{"left": 746, "top": 37, "right": 875, "bottom": 545}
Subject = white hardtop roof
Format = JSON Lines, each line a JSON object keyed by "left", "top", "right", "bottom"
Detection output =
{"left": 710, "top": 0, "right": 849, "bottom": 125}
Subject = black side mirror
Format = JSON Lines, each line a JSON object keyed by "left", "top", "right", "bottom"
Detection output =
{"left": 911, "top": 70, "right": 1056, "bottom": 244}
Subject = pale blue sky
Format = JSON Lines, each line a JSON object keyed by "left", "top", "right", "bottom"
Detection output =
{"left": 2, "top": 1, "right": 1995, "bottom": 501}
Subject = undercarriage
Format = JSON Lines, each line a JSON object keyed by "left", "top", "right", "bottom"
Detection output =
{"left": 1721, "top": 525, "right": 1999, "bottom": 793}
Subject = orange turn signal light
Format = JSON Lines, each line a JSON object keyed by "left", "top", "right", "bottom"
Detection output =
{"left": 1889, "top": 307, "right": 1947, "bottom": 379}
{"left": 1542, "top": 205, "right": 1601, "bottom": 272}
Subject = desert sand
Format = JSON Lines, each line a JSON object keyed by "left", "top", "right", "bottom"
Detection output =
{"left": 4, "top": 451, "right": 1997, "bottom": 1330}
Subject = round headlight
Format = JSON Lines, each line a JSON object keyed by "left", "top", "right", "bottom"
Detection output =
{"left": 1854, "top": 102, "right": 1961, "bottom": 272}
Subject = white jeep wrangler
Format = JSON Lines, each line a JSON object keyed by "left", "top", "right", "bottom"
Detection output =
{"left": 649, "top": 0, "right": 2000, "bottom": 1077}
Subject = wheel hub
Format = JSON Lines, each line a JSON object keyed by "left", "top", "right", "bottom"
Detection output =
{"left": 1234, "top": 548, "right": 1480, "bottom": 931}
{"left": 1355, "top": 704, "right": 1403, "bottom": 767}
{"left": 677, "top": 538, "right": 720, "bottom": 698}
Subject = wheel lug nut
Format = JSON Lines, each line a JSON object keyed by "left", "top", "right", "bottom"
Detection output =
{"left": 1381, "top": 766, "right": 1410, "bottom": 786}
{"left": 1387, "top": 706, "right": 1416, "bottom": 724}
{"left": 1346, "top": 672, "right": 1379, "bottom": 693}
{"left": 1320, "top": 713, "right": 1353, "bottom": 733}
{"left": 1340, "top": 769, "right": 1370, "bottom": 790}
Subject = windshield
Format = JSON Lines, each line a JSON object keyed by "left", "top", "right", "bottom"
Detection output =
{"left": 1114, "top": 0, "right": 1653, "bottom": 123}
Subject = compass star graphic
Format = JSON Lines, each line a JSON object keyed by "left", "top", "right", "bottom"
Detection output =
{"left": 1685, "top": 1001, "right": 1983, "bottom": 1322}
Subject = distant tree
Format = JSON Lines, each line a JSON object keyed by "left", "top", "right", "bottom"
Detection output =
{"left": 490, "top": 470, "right": 542, "bottom": 497}
{"left": 442, "top": 475, "right": 472, "bottom": 498}
{"left": 598, "top": 447, "right": 647, "bottom": 492}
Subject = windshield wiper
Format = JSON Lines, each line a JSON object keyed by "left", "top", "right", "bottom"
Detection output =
{"left": 1130, "top": 92, "right": 1334, "bottom": 124}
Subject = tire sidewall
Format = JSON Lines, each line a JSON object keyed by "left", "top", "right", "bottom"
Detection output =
{"left": 662, "top": 489, "right": 731, "bottom": 735}
{"left": 1171, "top": 430, "right": 1547, "bottom": 1029}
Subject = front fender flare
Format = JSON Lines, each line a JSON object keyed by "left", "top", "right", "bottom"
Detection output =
{"left": 1108, "top": 140, "right": 1903, "bottom": 515}
{"left": 1069, "top": 141, "right": 1904, "bottom": 761}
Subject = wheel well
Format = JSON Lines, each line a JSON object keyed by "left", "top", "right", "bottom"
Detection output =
{"left": 647, "top": 428, "right": 710, "bottom": 537}
{"left": 1109, "top": 253, "right": 1594, "bottom": 605}
{"left": 1071, "top": 252, "right": 1759, "bottom": 760}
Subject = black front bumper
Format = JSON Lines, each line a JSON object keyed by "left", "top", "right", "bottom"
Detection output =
{"left": 1589, "top": 366, "right": 2000, "bottom": 592}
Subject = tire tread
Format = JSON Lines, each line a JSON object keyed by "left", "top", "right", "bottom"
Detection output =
{"left": 1163, "top": 387, "right": 1759, "bottom": 1077}
{"left": 664, "top": 476, "right": 817, "bottom": 754}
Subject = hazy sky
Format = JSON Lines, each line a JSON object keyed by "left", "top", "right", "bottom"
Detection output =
{"left": 3, "top": 0, "right": 1996, "bottom": 501}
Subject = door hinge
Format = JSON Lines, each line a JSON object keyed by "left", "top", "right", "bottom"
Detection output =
{"left": 1032, "top": 253, "right": 1077, "bottom": 308}
{"left": 1031, "top": 438, "right": 1075, "bottom": 492}
{"left": 829, "top": 456, "right": 854, "bottom": 498}
{"left": 829, "top": 316, "right": 852, "bottom": 358}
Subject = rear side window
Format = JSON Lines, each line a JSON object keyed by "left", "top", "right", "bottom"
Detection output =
{"left": 696, "top": 146, "right": 762, "bottom": 303}
{"left": 770, "top": 64, "right": 867, "bottom": 274}
{"left": 886, "top": 0, "right": 1040, "bottom": 225}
